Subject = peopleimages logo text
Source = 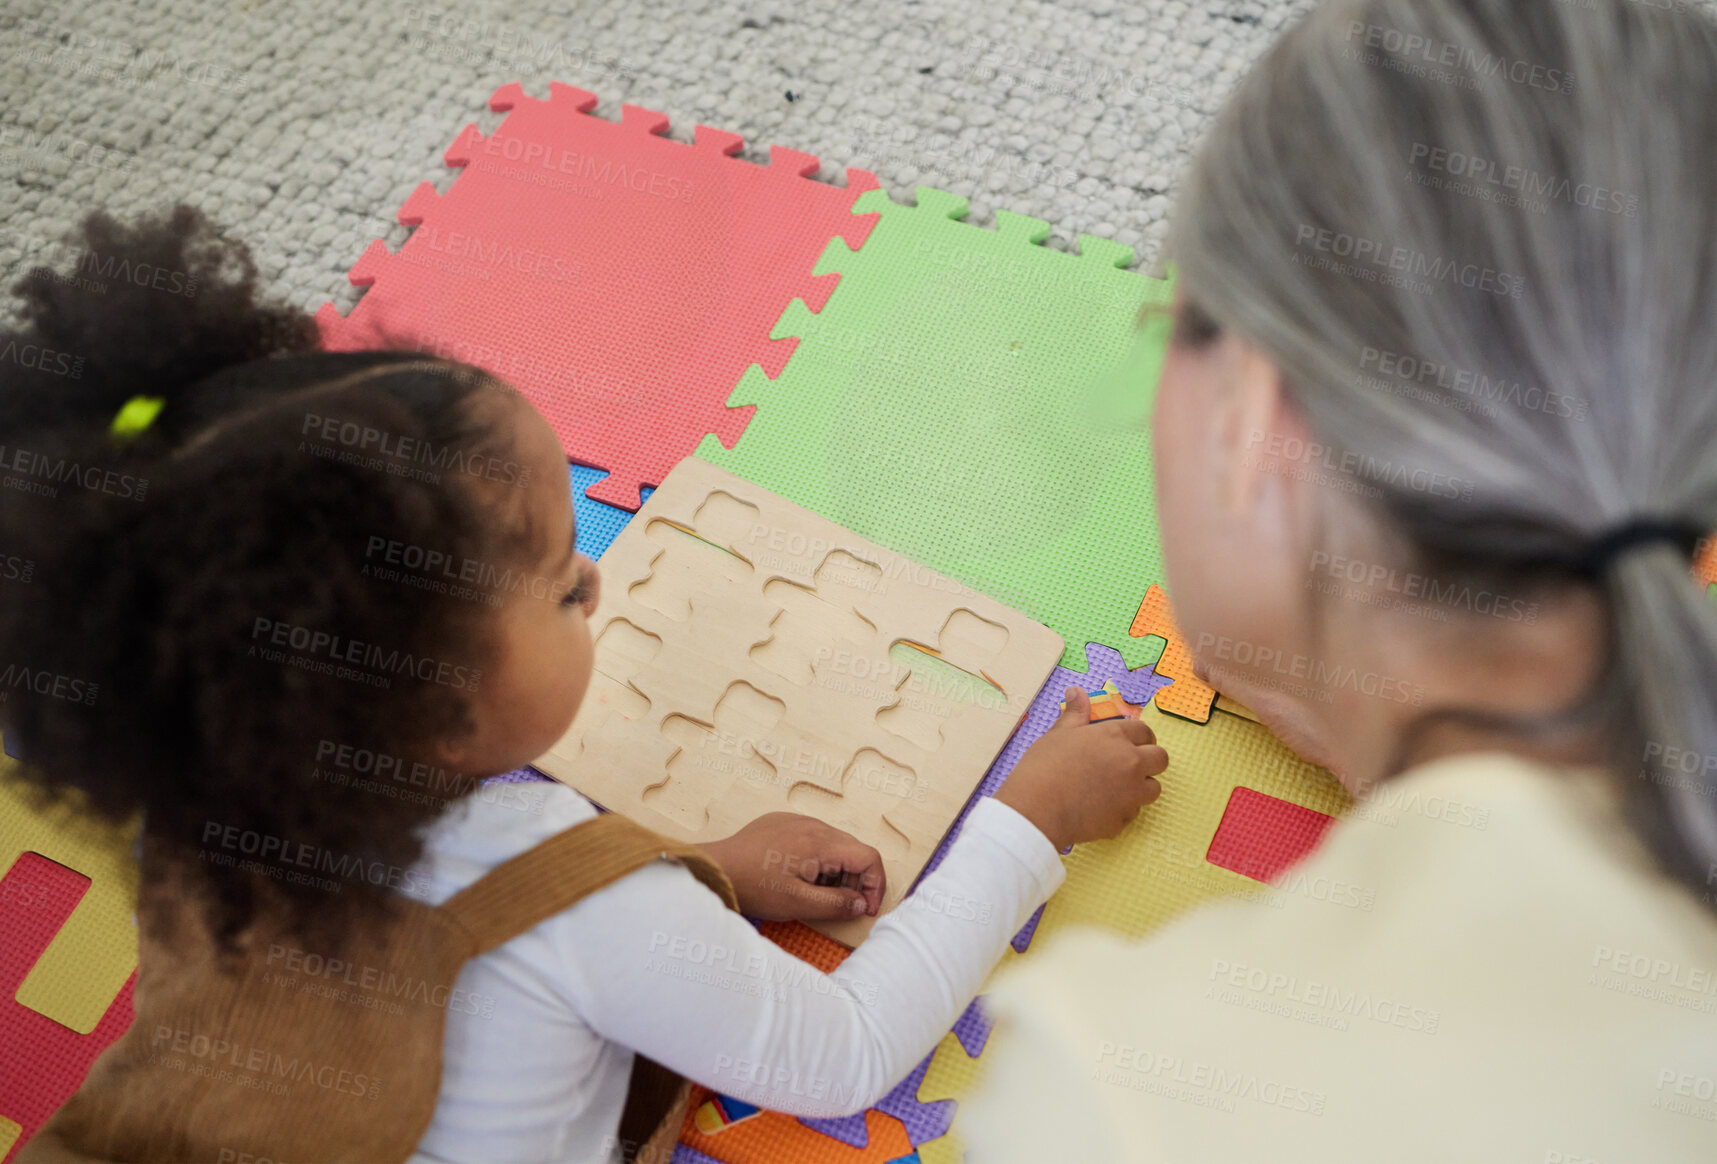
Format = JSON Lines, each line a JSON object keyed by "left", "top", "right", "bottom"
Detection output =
{"left": 249, "top": 618, "right": 481, "bottom": 691}
{"left": 1292, "top": 225, "right": 1524, "bottom": 299}
{"left": 1344, "top": 21, "right": 1575, "bottom": 94}
{"left": 478, "top": 135, "right": 694, "bottom": 201}
{"left": 300, "top": 413, "right": 530, "bottom": 486}
{"left": 0, "top": 443, "right": 146, "bottom": 500}
{"left": 1195, "top": 631, "right": 1425, "bottom": 706}
{"left": 0, "top": 341, "right": 86, "bottom": 378}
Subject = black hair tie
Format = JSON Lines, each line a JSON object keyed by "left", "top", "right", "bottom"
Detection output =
{"left": 1570, "top": 517, "right": 1706, "bottom": 580}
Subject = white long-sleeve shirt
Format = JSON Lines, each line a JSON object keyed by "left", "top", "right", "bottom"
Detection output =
{"left": 399, "top": 779, "right": 1065, "bottom": 1164}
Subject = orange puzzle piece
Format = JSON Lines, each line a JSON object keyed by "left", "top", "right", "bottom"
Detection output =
{"left": 1129, "top": 585, "right": 1218, "bottom": 723}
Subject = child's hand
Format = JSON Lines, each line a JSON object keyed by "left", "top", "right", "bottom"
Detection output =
{"left": 995, "top": 687, "right": 1168, "bottom": 850}
{"left": 699, "top": 813, "right": 886, "bottom": 921}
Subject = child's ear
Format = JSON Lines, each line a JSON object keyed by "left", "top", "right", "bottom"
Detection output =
{"left": 431, "top": 728, "right": 476, "bottom": 774}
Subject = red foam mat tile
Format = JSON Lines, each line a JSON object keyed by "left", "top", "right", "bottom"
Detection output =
{"left": 1205, "top": 786, "right": 1338, "bottom": 884}
{"left": 317, "top": 82, "right": 880, "bottom": 510}
{"left": 0, "top": 853, "right": 135, "bottom": 1162}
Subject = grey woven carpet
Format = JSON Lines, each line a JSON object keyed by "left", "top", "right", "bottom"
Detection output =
{"left": 0, "top": 0, "right": 1313, "bottom": 318}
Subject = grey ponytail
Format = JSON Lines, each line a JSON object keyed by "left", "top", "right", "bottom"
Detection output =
{"left": 1167, "top": 0, "right": 1717, "bottom": 898}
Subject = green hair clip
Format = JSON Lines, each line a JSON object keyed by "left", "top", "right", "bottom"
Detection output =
{"left": 110, "top": 395, "right": 165, "bottom": 441}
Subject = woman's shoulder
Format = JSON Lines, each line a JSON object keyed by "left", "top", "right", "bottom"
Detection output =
{"left": 397, "top": 775, "right": 599, "bottom": 906}
{"left": 967, "top": 752, "right": 1717, "bottom": 1162}
{"left": 989, "top": 749, "right": 1717, "bottom": 1012}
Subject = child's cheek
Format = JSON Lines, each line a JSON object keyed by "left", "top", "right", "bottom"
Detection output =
{"left": 559, "top": 616, "right": 596, "bottom": 719}
{"left": 525, "top": 601, "right": 596, "bottom": 744}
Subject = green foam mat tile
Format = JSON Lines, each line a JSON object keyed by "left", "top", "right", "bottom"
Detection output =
{"left": 695, "top": 186, "right": 1175, "bottom": 671}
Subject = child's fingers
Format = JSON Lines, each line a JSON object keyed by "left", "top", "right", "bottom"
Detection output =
{"left": 1054, "top": 686, "right": 1090, "bottom": 729}
{"left": 1139, "top": 743, "right": 1170, "bottom": 779}
{"left": 804, "top": 833, "right": 886, "bottom": 917}
{"left": 1112, "top": 717, "right": 1159, "bottom": 747}
{"left": 790, "top": 882, "right": 875, "bottom": 920}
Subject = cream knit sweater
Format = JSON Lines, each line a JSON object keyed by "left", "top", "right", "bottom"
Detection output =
{"left": 965, "top": 752, "right": 1717, "bottom": 1163}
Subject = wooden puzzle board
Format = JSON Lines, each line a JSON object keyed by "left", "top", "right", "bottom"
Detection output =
{"left": 533, "top": 457, "right": 1065, "bottom": 944}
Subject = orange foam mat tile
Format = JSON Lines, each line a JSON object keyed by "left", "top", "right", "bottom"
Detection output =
{"left": 1696, "top": 534, "right": 1717, "bottom": 589}
{"left": 756, "top": 919, "right": 850, "bottom": 969}
{"left": 677, "top": 1101, "right": 914, "bottom": 1164}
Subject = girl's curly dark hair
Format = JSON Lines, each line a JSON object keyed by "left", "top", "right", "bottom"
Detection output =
{"left": 0, "top": 205, "right": 533, "bottom": 953}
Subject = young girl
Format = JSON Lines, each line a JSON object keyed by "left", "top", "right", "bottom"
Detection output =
{"left": 0, "top": 205, "right": 1167, "bottom": 1162}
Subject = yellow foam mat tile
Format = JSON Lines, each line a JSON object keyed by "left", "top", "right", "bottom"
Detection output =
{"left": 921, "top": 708, "right": 1349, "bottom": 1158}
{"left": 1034, "top": 704, "right": 1348, "bottom": 943}
{"left": 0, "top": 1116, "right": 21, "bottom": 1158}
{"left": 0, "top": 764, "right": 139, "bottom": 1033}
{"left": 914, "top": 1032, "right": 979, "bottom": 1164}
{"left": 1214, "top": 693, "right": 1259, "bottom": 722}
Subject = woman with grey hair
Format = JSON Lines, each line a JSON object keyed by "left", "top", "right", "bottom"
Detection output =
{"left": 967, "top": 0, "right": 1717, "bottom": 1158}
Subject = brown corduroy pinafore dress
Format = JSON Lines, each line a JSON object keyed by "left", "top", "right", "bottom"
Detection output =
{"left": 19, "top": 813, "right": 738, "bottom": 1164}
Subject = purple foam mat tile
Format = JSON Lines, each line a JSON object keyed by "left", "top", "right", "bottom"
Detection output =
{"left": 798, "top": 994, "right": 989, "bottom": 1147}
{"left": 874, "top": 1050, "right": 958, "bottom": 1145}
{"left": 798, "top": 1046, "right": 957, "bottom": 1149}
{"left": 1101, "top": 643, "right": 1172, "bottom": 706}
{"left": 1010, "top": 902, "right": 1047, "bottom": 954}
{"left": 951, "top": 996, "right": 992, "bottom": 1059}
{"left": 798, "top": 1108, "right": 872, "bottom": 1148}
{"left": 913, "top": 644, "right": 1171, "bottom": 889}
{"left": 487, "top": 766, "right": 551, "bottom": 784}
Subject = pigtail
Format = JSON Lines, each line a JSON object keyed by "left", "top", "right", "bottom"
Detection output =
{"left": 1, "top": 203, "right": 317, "bottom": 448}
{"left": 0, "top": 206, "right": 522, "bottom": 952}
